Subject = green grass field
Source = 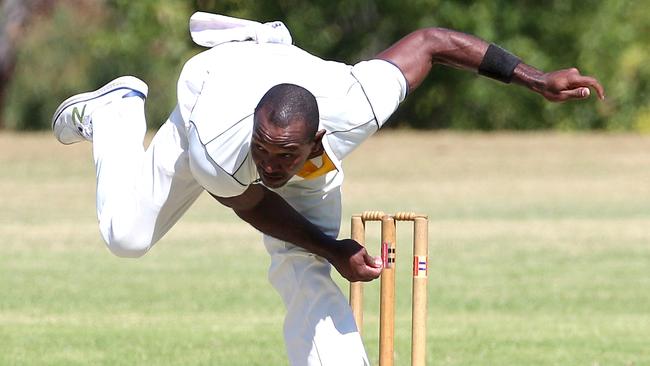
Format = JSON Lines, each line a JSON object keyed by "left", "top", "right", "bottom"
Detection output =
{"left": 2, "top": 131, "right": 650, "bottom": 365}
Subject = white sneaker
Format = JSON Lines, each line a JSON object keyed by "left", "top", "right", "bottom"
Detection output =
{"left": 51, "top": 76, "right": 149, "bottom": 144}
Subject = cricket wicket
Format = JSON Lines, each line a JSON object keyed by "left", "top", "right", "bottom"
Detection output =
{"left": 349, "top": 211, "right": 429, "bottom": 366}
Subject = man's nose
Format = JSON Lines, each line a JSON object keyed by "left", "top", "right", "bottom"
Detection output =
{"left": 261, "top": 159, "right": 277, "bottom": 173}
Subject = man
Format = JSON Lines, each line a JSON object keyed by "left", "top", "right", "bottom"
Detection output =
{"left": 51, "top": 12, "right": 604, "bottom": 366}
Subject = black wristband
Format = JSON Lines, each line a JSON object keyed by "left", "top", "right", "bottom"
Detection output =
{"left": 478, "top": 44, "right": 521, "bottom": 83}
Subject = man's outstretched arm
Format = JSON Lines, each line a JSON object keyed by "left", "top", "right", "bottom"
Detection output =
{"left": 211, "top": 184, "right": 383, "bottom": 282}
{"left": 376, "top": 27, "right": 605, "bottom": 102}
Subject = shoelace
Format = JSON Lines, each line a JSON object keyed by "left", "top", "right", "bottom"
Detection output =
{"left": 75, "top": 113, "right": 93, "bottom": 140}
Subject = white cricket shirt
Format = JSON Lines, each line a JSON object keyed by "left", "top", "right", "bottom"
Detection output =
{"left": 177, "top": 41, "right": 407, "bottom": 197}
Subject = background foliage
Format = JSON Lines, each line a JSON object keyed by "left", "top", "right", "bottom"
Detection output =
{"left": 2, "top": 0, "right": 649, "bottom": 131}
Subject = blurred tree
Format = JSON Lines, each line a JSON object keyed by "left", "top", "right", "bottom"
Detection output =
{"left": 0, "top": 0, "right": 56, "bottom": 129}
{"left": 2, "top": 0, "right": 649, "bottom": 131}
{"left": 4, "top": 0, "right": 194, "bottom": 130}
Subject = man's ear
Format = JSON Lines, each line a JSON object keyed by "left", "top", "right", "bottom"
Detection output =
{"left": 308, "top": 129, "right": 326, "bottom": 158}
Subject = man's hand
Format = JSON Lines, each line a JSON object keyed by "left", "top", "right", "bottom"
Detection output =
{"left": 330, "top": 239, "right": 383, "bottom": 282}
{"left": 539, "top": 68, "right": 606, "bottom": 102}
{"left": 514, "top": 64, "right": 606, "bottom": 102}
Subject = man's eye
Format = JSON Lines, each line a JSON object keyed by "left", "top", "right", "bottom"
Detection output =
{"left": 255, "top": 145, "right": 266, "bottom": 152}
{"left": 281, "top": 153, "right": 293, "bottom": 159}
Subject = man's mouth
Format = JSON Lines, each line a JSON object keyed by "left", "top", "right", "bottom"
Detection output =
{"left": 260, "top": 171, "right": 286, "bottom": 185}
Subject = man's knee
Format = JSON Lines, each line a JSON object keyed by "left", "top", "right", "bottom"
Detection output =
{"left": 99, "top": 219, "right": 153, "bottom": 258}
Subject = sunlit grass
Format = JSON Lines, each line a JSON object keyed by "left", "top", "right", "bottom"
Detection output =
{"left": 2, "top": 131, "right": 650, "bottom": 365}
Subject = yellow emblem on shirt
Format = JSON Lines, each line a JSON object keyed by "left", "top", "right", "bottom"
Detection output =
{"left": 296, "top": 153, "right": 337, "bottom": 179}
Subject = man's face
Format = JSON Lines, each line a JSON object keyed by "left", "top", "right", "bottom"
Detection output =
{"left": 251, "top": 107, "right": 318, "bottom": 188}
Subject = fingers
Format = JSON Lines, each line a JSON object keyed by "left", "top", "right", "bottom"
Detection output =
{"left": 549, "top": 83, "right": 604, "bottom": 103}
{"left": 556, "top": 87, "right": 591, "bottom": 101}
{"left": 365, "top": 253, "right": 383, "bottom": 268}
{"left": 359, "top": 267, "right": 382, "bottom": 282}
{"left": 568, "top": 74, "right": 606, "bottom": 100}
{"left": 357, "top": 253, "right": 382, "bottom": 281}
{"left": 335, "top": 244, "right": 383, "bottom": 282}
{"left": 346, "top": 265, "right": 381, "bottom": 282}
{"left": 544, "top": 68, "right": 606, "bottom": 102}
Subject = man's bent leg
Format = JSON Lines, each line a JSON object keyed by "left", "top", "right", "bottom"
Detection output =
{"left": 265, "top": 238, "right": 369, "bottom": 366}
{"left": 264, "top": 184, "right": 369, "bottom": 366}
{"left": 92, "top": 101, "right": 203, "bottom": 257}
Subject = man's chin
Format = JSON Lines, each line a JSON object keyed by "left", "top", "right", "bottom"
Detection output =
{"left": 260, "top": 176, "right": 289, "bottom": 188}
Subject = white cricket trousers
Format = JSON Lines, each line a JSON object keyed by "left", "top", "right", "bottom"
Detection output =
{"left": 91, "top": 98, "right": 369, "bottom": 366}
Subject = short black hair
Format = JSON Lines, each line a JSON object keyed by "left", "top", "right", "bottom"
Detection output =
{"left": 254, "top": 83, "right": 319, "bottom": 140}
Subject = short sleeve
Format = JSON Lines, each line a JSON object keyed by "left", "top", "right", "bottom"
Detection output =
{"left": 350, "top": 59, "right": 408, "bottom": 127}
{"left": 187, "top": 124, "right": 251, "bottom": 198}
{"left": 322, "top": 59, "right": 408, "bottom": 161}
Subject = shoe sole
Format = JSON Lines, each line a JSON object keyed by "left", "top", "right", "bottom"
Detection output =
{"left": 51, "top": 76, "right": 149, "bottom": 136}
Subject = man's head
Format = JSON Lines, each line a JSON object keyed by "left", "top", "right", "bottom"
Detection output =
{"left": 252, "top": 83, "right": 325, "bottom": 188}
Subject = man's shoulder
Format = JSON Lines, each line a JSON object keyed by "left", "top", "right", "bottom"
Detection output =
{"left": 187, "top": 120, "right": 258, "bottom": 198}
